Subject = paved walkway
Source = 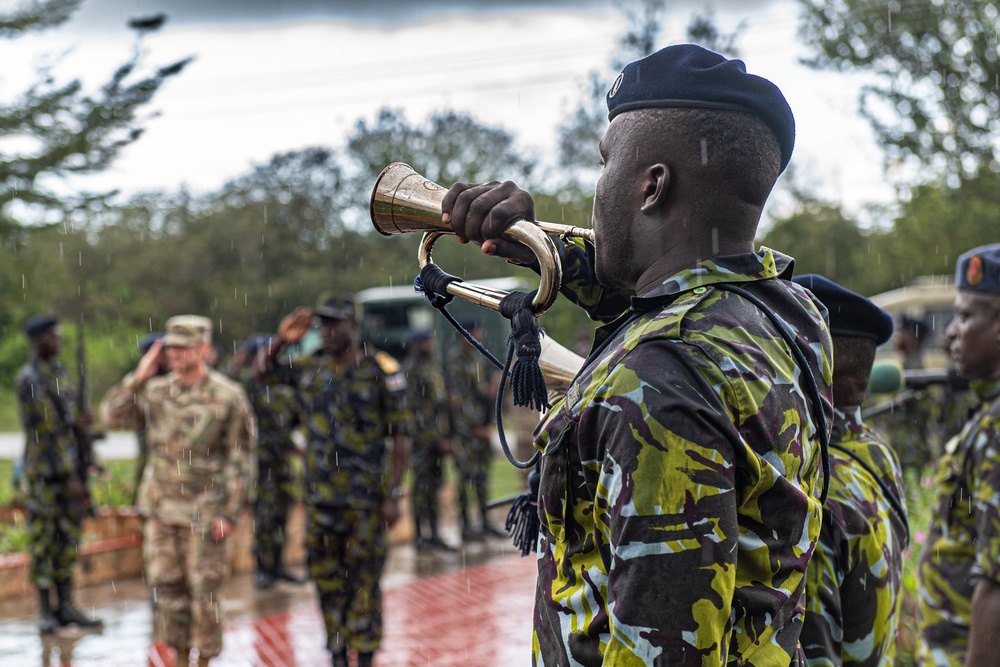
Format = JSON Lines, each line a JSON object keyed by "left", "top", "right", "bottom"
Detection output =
{"left": 0, "top": 532, "right": 536, "bottom": 666}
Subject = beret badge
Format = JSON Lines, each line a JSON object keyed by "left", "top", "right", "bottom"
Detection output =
{"left": 608, "top": 72, "right": 624, "bottom": 99}
{"left": 966, "top": 255, "right": 984, "bottom": 286}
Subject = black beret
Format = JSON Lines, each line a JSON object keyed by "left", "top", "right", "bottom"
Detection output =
{"left": 956, "top": 244, "right": 1000, "bottom": 294}
{"left": 242, "top": 333, "right": 274, "bottom": 356}
{"left": 793, "top": 274, "right": 893, "bottom": 345}
{"left": 458, "top": 318, "right": 481, "bottom": 331}
{"left": 314, "top": 293, "right": 355, "bottom": 320}
{"left": 606, "top": 44, "right": 795, "bottom": 171}
{"left": 138, "top": 332, "right": 164, "bottom": 353}
{"left": 23, "top": 314, "right": 59, "bottom": 338}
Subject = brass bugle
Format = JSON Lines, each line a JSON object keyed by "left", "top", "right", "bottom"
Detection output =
{"left": 370, "top": 162, "right": 595, "bottom": 314}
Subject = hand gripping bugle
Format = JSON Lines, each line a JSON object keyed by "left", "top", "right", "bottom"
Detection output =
{"left": 370, "top": 162, "right": 595, "bottom": 315}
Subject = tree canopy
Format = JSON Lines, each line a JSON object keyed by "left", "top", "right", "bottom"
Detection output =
{"left": 798, "top": 0, "right": 1000, "bottom": 184}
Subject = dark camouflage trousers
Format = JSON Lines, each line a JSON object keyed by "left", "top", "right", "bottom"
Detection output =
{"left": 307, "top": 506, "right": 386, "bottom": 654}
{"left": 28, "top": 507, "right": 82, "bottom": 589}
{"left": 254, "top": 448, "right": 295, "bottom": 555}
{"left": 454, "top": 435, "right": 491, "bottom": 527}
{"left": 411, "top": 439, "right": 443, "bottom": 539}
{"left": 144, "top": 517, "right": 227, "bottom": 658}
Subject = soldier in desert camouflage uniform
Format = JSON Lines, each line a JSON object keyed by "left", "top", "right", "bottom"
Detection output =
{"left": 101, "top": 316, "right": 256, "bottom": 667}
{"left": 443, "top": 44, "right": 833, "bottom": 665}
{"left": 263, "top": 294, "right": 410, "bottom": 667}
{"left": 403, "top": 328, "right": 454, "bottom": 551}
{"left": 792, "top": 274, "right": 909, "bottom": 666}
{"left": 917, "top": 244, "right": 1000, "bottom": 666}
{"left": 230, "top": 333, "right": 305, "bottom": 588}
{"left": 16, "top": 314, "right": 104, "bottom": 633}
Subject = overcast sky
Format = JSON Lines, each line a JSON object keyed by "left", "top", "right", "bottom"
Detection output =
{"left": 0, "top": 0, "right": 893, "bottom": 222}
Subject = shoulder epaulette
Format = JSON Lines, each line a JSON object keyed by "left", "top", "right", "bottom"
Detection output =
{"left": 374, "top": 351, "right": 402, "bottom": 375}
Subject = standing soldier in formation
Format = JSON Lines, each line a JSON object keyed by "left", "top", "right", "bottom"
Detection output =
{"left": 132, "top": 332, "right": 166, "bottom": 503}
{"left": 101, "top": 315, "right": 256, "bottom": 667}
{"left": 231, "top": 333, "right": 306, "bottom": 588}
{"left": 793, "top": 275, "right": 909, "bottom": 666}
{"left": 917, "top": 244, "right": 1000, "bottom": 665}
{"left": 263, "top": 294, "right": 410, "bottom": 667}
{"left": 16, "top": 314, "right": 104, "bottom": 633}
{"left": 402, "top": 328, "right": 454, "bottom": 551}
{"left": 444, "top": 320, "right": 503, "bottom": 542}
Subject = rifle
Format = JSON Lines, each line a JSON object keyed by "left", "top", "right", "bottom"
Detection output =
{"left": 73, "top": 317, "right": 104, "bottom": 515}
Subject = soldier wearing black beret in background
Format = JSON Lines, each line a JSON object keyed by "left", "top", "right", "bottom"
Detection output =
{"left": 443, "top": 44, "right": 833, "bottom": 665}
{"left": 402, "top": 328, "right": 455, "bottom": 551}
{"left": 229, "top": 333, "right": 306, "bottom": 588}
{"left": 792, "top": 274, "right": 909, "bottom": 666}
{"left": 917, "top": 243, "right": 1000, "bottom": 665}
{"left": 15, "top": 314, "right": 104, "bottom": 633}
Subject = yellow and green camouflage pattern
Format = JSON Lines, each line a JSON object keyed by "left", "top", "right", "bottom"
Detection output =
{"left": 531, "top": 246, "right": 834, "bottom": 666}
{"left": 916, "top": 377, "right": 1000, "bottom": 665}
{"left": 285, "top": 351, "right": 410, "bottom": 511}
{"left": 801, "top": 407, "right": 909, "bottom": 666}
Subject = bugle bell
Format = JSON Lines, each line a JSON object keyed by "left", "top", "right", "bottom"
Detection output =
{"left": 370, "top": 162, "right": 594, "bottom": 315}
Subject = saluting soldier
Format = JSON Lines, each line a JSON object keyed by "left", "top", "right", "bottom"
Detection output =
{"left": 231, "top": 333, "right": 305, "bottom": 588}
{"left": 443, "top": 44, "right": 834, "bottom": 664}
{"left": 402, "top": 328, "right": 454, "bottom": 551}
{"left": 443, "top": 319, "right": 503, "bottom": 541}
{"left": 16, "top": 314, "right": 104, "bottom": 633}
{"left": 793, "top": 274, "right": 909, "bottom": 666}
{"left": 262, "top": 294, "right": 410, "bottom": 667}
{"left": 101, "top": 315, "right": 256, "bottom": 667}
{"left": 917, "top": 244, "right": 1000, "bottom": 665}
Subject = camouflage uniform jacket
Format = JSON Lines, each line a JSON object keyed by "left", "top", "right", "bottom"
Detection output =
{"left": 403, "top": 355, "right": 447, "bottom": 447}
{"left": 532, "top": 247, "right": 834, "bottom": 666}
{"left": 243, "top": 374, "right": 300, "bottom": 451}
{"left": 15, "top": 354, "right": 83, "bottom": 514}
{"left": 916, "top": 377, "right": 1000, "bottom": 665}
{"left": 277, "top": 350, "right": 409, "bottom": 511}
{"left": 802, "top": 407, "right": 909, "bottom": 666}
{"left": 443, "top": 344, "right": 492, "bottom": 436}
{"left": 101, "top": 370, "right": 257, "bottom": 526}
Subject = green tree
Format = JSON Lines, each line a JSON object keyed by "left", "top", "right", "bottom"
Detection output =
{"left": 797, "top": 0, "right": 1000, "bottom": 183}
{"left": 0, "top": 5, "right": 191, "bottom": 217}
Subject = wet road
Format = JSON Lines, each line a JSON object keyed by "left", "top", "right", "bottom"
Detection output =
{"left": 0, "top": 522, "right": 536, "bottom": 666}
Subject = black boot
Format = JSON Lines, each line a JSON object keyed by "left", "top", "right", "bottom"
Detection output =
{"left": 38, "top": 588, "right": 58, "bottom": 634}
{"left": 271, "top": 547, "right": 306, "bottom": 584}
{"left": 55, "top": 579, "right": 103, "bottom": 628}
{"left": 357, "top": 651, "right": 374, "bottom": 667}
{"left": 254, "top": 551, "right": 275, "bottom": 589}
{"left": 330, "top": 647, "right": 349, "bottom": 667}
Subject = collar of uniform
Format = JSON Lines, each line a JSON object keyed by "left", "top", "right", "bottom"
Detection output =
{"left": 629, "top": 246, "right": 792, "bottom": 311}
{"left": 970, "top": 376, "right": 1000, "bottom": 403}
{"left": 830, "top": 405, "right": 863, "bottom": 442}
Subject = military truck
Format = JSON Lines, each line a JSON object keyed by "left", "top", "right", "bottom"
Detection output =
{"left": 869, "top": 275, "right": 955, "bottom": 368}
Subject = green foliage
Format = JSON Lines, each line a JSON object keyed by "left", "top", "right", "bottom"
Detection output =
{"left": 896, "top": 469, "right": 938, "bottom": 665}
{"left": 797, "top": 0, "right": 1000, "bottom": 182}
{"left": 90, "top": 460, "right": 138, "bottom": 509}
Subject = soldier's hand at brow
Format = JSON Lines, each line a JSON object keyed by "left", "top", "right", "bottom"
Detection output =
{"left": 135, "top": 341, "right": 165, "bottom": 384}
{"left": 278, "top": 308, "right": 313, "bottom": 344}
{"left": 77, "top": 408, "right": 95, "bottom": 429}
{"left": 380, "top": 497, "right": 401, "bottom": 529}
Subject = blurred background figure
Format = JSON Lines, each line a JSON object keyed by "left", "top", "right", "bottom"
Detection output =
{"left": 444, "top": 320, "right": 503, "bottom": 542}
{"left": 402, "top": 328, "right": 454, "bottom": 552}
{"left": 232, "top": 333, "right": 306, "bottom": 589}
